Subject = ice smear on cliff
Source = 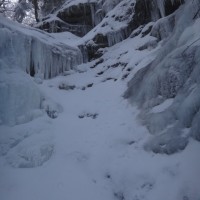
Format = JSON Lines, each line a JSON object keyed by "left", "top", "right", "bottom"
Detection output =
{"left": 125, "top": 0, "right": 200, "bottom": 153}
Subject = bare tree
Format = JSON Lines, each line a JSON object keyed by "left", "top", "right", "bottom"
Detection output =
{"left": 13, "top": 0, "right": 31, "bottom": 23}
{"left": 30, "top": 0, "right": 39, "bottom": 22}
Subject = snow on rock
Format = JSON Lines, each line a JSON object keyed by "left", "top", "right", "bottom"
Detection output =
{"left": 37, "top": 0, "right": 136, "bottom": 61}
{"left": 0, "top": 17, "right": 83, "bottom": 79}
{"left": 82, "top": 0, "right": 135, "bottom": 42}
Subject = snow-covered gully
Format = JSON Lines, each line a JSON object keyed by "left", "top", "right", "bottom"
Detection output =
{"left": 1, "top": 62, "right": 200, "bottom": 200}
{"left": 1, "top": 0, "right": 200, "bottom": 199}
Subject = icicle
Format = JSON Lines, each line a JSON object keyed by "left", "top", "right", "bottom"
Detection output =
{"left": 90, "top": 3, "right": 96, "bottom": 27}
{"left": 107, "top": 28, "right": 129, "bottom": 47}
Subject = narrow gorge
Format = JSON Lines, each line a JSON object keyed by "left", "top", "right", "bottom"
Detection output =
{"left": 0, "top": 1, "right": 200, "bottom": 200}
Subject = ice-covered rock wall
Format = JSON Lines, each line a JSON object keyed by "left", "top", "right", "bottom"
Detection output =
{"left": 36, "top": 0, "right": 185, "bottom": 62}
{"left": 125, "top": 0, "right": 200, "bottom": 154}
{"left": 36, "top": 0, "right": 136, "bottom": 61}
{"left": 0, "top": 17, "right": 83, "bottom": 125}
{"left": 0, "top": 17, "right": 83, "bottom": 79}
{"left": 154, "top": 0, "right": 185, "bottom": 18}
{"left": 81, "top": 0, "right": 136, "bottom": 60}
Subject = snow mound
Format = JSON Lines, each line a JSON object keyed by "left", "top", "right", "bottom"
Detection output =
{"left": 5, "top": 131, "right": 54, "bottom": 168}
{"left": 41, "top": 99, "right": 63, "bottom": 119}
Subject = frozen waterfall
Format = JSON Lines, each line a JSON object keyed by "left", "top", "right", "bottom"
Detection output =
{"left": 0, "top": 17, "right": 83, "bottom": 79}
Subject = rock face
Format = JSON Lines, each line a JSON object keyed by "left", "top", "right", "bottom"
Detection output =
{"left": 85, "top": 33, "right": 108, "bottom": 60}
{"left": 57, "top": 3, "right": 95, "bottom": 27}
{"left": 129, "top": 0, "right": 184, "bottom": 31}
{"left": 37, "top": 0, "right": 185, "bottom": 61}
{"left": 129, "top": 0, "right": 153, "bottom": 30}
{"left": 37, "top": 0, "right": 135, "bottom": 60}
{"left": 84, "top": 0, "right": 184, "bottom": 60}
{"left": 164, "top": 0, "right": 185, "bottom": 16}
{"left": 38, "top": 2, "right": 103, "bottom": 36}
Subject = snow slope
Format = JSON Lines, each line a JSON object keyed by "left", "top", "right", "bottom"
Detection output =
{"left": 1, "top": 58, "right": 200, "bottom": 200}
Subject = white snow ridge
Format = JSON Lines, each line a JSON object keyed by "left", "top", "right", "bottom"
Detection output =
{"left": 0, "top": 0, "right": 200, "bottom": 200}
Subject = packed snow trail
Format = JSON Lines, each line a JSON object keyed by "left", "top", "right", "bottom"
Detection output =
{"left": 1, "top": 62, "right": 200, "bottom": 200}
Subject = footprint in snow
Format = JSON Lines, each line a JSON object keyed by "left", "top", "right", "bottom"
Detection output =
{"left": 58, "top": 83, "right": 76, "bottom": 90}
{"left": 78, "top": 112, "right": 98, "bottom": 119}
{"left": 87, "top": 83, "right": 93, "bottom": 88}
{"left": 65, "top": 151, "right": 89, "bottom": 163}
{"left": 102, "top": 77, "right": 117, "bottom": 82}
{"left": 81, "top": 83, "right": 94, "bottom": 90}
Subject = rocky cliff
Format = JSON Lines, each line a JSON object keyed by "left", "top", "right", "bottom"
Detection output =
{"left": 37, "top": 0, "right": 184, "bottom": 60}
